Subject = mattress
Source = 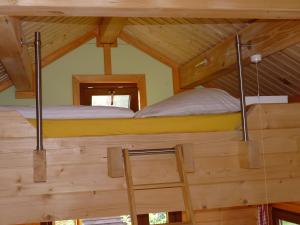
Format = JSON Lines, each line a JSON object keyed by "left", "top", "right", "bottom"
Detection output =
{"left": 28, "top": 112, "right": 241, "bottom": 138}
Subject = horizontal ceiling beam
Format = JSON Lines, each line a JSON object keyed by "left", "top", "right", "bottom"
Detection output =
{"left": 179, "top": 20, "right": 300, "bottom": 88}
{"left": 0, "top": 1, "right": 300, "bottom": 18}
{"left": 0, "top": 16, "right": 33, "bottom": 91}
{"left": 97, "top": 17, "right": 127, "bottom": 47}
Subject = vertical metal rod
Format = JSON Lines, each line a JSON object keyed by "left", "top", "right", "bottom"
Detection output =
{"left": 235, "top": 34, "right": 249, "bottom": 142}
{"left": 34, "top": 32, "right": 43, "bottom": 150}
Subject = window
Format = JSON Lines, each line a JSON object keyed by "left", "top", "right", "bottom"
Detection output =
{"left": 272, "top": 208, "right": 300, "bottom": 225}
{"left": 72, "top": 75, "right": 147, "bottom": 111}
{"left": 54, "top": 220, "right": 77, "bottom": 225}
{"left": 80, "top": 83, "right": 139, "bottom": 111}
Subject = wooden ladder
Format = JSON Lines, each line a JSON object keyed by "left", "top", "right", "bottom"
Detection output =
{"left": 122, "top": 146, "right": 195, "bottom": 225}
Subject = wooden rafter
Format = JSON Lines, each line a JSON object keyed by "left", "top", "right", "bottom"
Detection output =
{"left": 42, "top": 29, "right": 96, "bottom": 68}
{"left": 119, "top": 31, "right": 178, "bottom": 69}
{"left": 0, "top": 16, "right": 33, "bottom": 91}
{"left": 179, "top": 20, "right": 300, "bottom": 88}
{"left": 97, "top": 17, "right": 127, "bottom": 47}
{"left": 0, "top": 1, "right": 300, "bottom": 19}
{"left": 16, "top": 29, "right": 96, "bottom": 99}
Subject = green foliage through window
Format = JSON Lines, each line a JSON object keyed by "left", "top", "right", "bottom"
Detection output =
{"left": 149, "top": 212, "right": 167, "bottom": 225}
{"left": 281, "top": 221, "right": 299, "bottom": 225}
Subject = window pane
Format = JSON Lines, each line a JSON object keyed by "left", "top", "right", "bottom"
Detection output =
{"left": 92, "top": 95, "right": 130, "bottom": 108}
{"left": 280, "top": 220, "right": 299, "bottom": 225}
{"left": 149, "top": 212, "right": 167, "bottom": 225}
{"left": 55, "top": 220, "right": 76, "bottom": 225}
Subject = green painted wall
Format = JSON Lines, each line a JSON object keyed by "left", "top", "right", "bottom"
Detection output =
{"left": 0, "top": 39, "right": 173, "bottom": 106}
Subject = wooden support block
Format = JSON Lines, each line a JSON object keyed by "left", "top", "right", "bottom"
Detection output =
{"left": 239, "top": 140, "right": 262, "bottom": 169}
{"left": 177, "top": 144, "right": 195, "bottom": 173}
{"left": 107, "top": 147, "right": 124, "bottom": 178}
{"left": 33, "top": 150, "right": 47, "bottom": 182}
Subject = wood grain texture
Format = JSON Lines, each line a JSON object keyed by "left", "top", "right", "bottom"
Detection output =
{"left": 97, "top": 17, "right": 127, "bottom": 46}
{"left": 1, "top": 1, "right": 300, "bottom": 18}
{"left": 0, "top": 16, "right": 33, "bottom": 91}
{"left": 119, "top": 31, "right": 178, "bottom": 68}
{"left": 0, "top": 78, "right": 13, "bottom": 92}
{"left": 179, "top": 20, "right": 300, "bottom": 88}
{"left": 103, "top": 44, "right": 112, "bottom": 75}
{"left": 42, "top": 29, "right": 96, "bottom": 68}
{"left": 194, "top": 206, "right": 257, "bottom": 225}
{"left": 0, "top": 104, "right": 299, "bottom": 224}
{"left": 33, "top": 149, "right": 47, "bottom": 183}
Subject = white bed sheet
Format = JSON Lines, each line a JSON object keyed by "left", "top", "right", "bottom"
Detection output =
{"left": 0, "top": 105, "right": 135, "bottom": 119}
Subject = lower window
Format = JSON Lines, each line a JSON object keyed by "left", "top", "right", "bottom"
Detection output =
{"left": 272, "top": 208, "right": 300, "bottom": 225}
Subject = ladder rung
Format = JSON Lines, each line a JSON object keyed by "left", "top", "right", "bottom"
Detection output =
{"left": 153, "top": 223, "right": 191, "bottom": 225}
{"left": 133, "top": 182, "right": 183, "bottom": 190}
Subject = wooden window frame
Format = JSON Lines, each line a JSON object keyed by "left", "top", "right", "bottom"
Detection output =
{"left": 72, "top": 74, "right": 147, "bottom": 109}
{"left": 271, "top": 203, "right": 300, "bottom": 225}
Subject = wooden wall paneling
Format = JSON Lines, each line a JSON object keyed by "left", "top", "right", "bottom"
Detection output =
{"left": 119, "top": 31, "right": 178, "bottom": 69}
{"left": 179, "top": 20, "right": 300, "bottom": 88}
{"left": 0, "top": 126, "right": 300, "bottom": 224}
{"left": 194, "top": 206, "right": 257, "bottom": 225}
{"left": 1, "top": 1, "right": 300, "bottom": 18}
{"left": 124, "top": 18, "right": 249, "bottom": 65}
{"left": 0, "top": 16, "right": 33, "bottom": 91}
{"left": 0, "top": 104, "right": 300, "bottom": 224}
{"left": 22, "top": 17, "right": 98, "bottom": 61}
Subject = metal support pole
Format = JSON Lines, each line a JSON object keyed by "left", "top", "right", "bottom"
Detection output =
{"left": 128, "top": 148, "right": 176, "bottom": 156}
{"left": 235, "top": 34, "right": 249, "bottom": 142}
{"left": 34, "top": 32, "right": 43, "bottom": 150}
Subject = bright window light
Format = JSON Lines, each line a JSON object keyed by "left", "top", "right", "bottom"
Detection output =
{"left": 92, "top": 95, "right": 130, "bottom": 108}
{"left": 55, "top": 220, "right": 76, "bottom": 225}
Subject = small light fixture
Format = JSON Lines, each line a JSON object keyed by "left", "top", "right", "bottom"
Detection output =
{"left": 195, "top": 58, "right": 208, "bottom": 68}
{"left": 250, "top": 54, "right": 262, "bottom": 64}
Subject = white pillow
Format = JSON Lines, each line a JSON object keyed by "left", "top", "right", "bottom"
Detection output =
{"left": 0, "top": 105, "right": 135, "bottom": 119}
{"left": 135, "top": 88, "right": 240, "bottom": 118}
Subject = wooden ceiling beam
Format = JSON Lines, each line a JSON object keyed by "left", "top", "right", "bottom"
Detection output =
{"left": 97, "top": 17, "right": 127, "bottom": 47}
{"left": 15, "top": 29, "right": 96, "bottom": 99}
{"left": 179, "top": 20, "right": 300, "bottom": 88}
{"left": 0, "top": 16, "right": 33, "bottom": 91}
{"left": 0, "top": 1, "right": 300, "bottom": 19}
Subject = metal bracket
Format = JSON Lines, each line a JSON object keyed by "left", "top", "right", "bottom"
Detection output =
{"left": 20, "top": 38, "right": 34, "bottom": 47}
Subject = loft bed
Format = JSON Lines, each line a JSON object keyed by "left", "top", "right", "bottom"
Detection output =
{"left": 0, "top": 31, "right": 299, "bottom": 225}
{"left": 0, "top": 102, "right": 300, "bottom": 225}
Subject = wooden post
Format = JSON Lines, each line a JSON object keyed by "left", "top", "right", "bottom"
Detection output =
{"left": 103, "top": 44, "right": 112, "bottom": 75}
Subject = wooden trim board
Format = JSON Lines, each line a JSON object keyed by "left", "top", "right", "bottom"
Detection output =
{"left": 1, "top": 1, "right": 300, "bottom": 18}
{"left": 0, "top": 78, "right": 13, "bottom": 92}
{"left": 72, "top": 74, "right": 147, "bottom": 108}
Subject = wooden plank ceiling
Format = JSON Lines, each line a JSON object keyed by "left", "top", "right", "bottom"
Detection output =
{"left": 206, "top": 43, "right": 300, "bottom": 96}
{"left": 21, "top": 16, "right": 99, "bottom": 60}
{"left": 0, "top": 16, "right": 299, "bottom": 97}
